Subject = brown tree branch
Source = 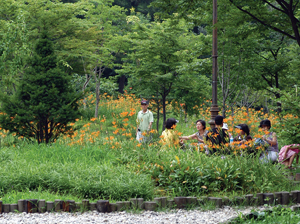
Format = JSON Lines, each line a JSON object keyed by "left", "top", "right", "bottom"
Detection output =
{"left": 229, "top": 0, "right": 297, "bottom": 41}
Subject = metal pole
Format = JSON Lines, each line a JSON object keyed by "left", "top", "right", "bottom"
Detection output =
{"left": 209, "top": 0, "right": 219, "bottom": 128}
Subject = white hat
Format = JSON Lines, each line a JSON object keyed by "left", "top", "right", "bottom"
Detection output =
{"left": 222, "top": 123, "right": 228, "bottom": 130}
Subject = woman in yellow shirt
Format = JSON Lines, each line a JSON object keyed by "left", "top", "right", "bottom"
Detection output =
{"left": 160, "top": 118, "right": 179, "bottom": 148}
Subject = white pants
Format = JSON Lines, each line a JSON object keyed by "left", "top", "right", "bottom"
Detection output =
{"left": 136, "top": 131, "right": 151, "bottom": 143}
{"left": 136, "top": 131, "right": 143, "bottom": 143}
{"left": 260, "top": 151, "right": 278, "bottom": 163}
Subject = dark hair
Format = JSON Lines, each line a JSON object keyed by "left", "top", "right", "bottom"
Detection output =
{"left": 165, "top": 118, "right": 177, "bottom": 129}
{"left": 214, "top": 115, "right": 223, "bottom": 125}
{"left": 262, "top": 119, "right": 271, "bottom": 129}
{"left": 258, "top": 120, "right": 265, "bottom": 128}
{"left": 239, "top": 124, "right": 250, "bottom": 136}
{"left": 196, "top": 119, "right": 206, "bottom": 130}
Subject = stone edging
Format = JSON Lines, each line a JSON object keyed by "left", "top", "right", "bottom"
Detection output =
{"left": 1, "top": 191, "right": 300, "bottom": 213}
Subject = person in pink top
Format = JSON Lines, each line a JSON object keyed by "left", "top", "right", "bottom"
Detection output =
{"left": 278, "top": 144, "right": 300, "bottom": 169}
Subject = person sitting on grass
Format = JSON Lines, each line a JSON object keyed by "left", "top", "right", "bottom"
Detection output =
{"left": 160, "top": 118, "right": 179, "bottom": 148}
{"left": 259, "top": 119, "right": 279, "bottom": 163}
{"left": 179, "top": 119, "right": 208, "bottom": 145}
{"left": 205, "top": 115, "right": 229, "bottom": 154}
{"left": 233, "top": 124, "right": 252, "bottom": 143}
{"left": 179, "top": 119, "right": 208, "bottom": 153}
{"left": 278, "top": 144, "right": 300, "bottom": 169}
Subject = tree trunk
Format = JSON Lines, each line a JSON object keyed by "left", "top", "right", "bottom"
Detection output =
{"left": 162, "top": 93, "right": 166, "bottom": 131}
{"left": 94, "top": 64, "right": 103, "bottom": 118}
{"left": 81, "top": 57, "right": 91, "bottom": 110}
{"left": 184, "top": 104, "right": 187, "bottom": 123}
{"left": 156, "top": 91, "right": 160, "bottom": 133}
{"left": 95, "top": 81, "right": 100, "bottom": 118}
{"left": 82, "top": 74, "right": 91, "bottom": 110}
{"left": 275, "top": 72, "right": 281, "bottom": 113}
{"left": 118, "top": 75, "right": 126, "bottom": 93}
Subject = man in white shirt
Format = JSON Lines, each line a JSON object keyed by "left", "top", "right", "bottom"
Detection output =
{"left": 136, "top": 100, "right": 154, "bottom": 143}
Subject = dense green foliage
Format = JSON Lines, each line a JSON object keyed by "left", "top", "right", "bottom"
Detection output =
{"left": 0, "top": 31, "right": 82, "bottom": 143}
{"left": 0, "top": 140, "right": 296, "bottom": 203}
{"left": 232, "top": 206, "right": 300, "bottom": 224}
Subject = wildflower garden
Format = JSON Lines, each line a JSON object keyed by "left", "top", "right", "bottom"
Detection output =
{"left": 1, "top": 2, "right": 300, "bottom": 220}
{"left": 0, "top": 92, "right": 299, "bottom": 205}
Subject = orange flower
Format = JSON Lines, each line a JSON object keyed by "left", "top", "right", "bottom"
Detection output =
{"left": 120, "top": 112, "right": 129, "bottom": 117}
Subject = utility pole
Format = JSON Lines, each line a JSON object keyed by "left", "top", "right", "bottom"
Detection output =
{"left": 209, "top": 0, "right": 219, "bottom": 128}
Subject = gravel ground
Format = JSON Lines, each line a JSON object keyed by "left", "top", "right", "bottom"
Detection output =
{"left": 0, "top": 206, "right": 263, "bottom": 224}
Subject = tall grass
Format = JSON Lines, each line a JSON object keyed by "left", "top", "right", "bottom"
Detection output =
{"left": 0, "top": 92, "right": 298, "bottom": 203}
{"left": 0, "top": 143, "right": 154, "bottom": 201}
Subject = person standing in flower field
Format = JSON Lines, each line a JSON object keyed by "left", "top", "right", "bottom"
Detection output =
{"left": 136, "top": 100, "right": 154, "bottom": 143}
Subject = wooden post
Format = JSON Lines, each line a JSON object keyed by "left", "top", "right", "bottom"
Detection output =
{"left": 97, "top": 200, "right": 109, "bottom": 213}
{"left": 38, "top": 200, "right": 46, "bottom": 213}
{"left": 174, "top": 197, "right": 187, "bottom": 209}
{"left": 46, "top": 201, "right": 54, "bottom": 212}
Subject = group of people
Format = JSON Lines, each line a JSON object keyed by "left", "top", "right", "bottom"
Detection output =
{"left": 135, "top": 100, "right": 300, "bottom": 169}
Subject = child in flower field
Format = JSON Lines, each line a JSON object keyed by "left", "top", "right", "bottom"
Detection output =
{"left": 259, "top": 119, "right": 279, "bottom": 163}
{"left": 278, "top": 144, "right": 300, "bottom": 169}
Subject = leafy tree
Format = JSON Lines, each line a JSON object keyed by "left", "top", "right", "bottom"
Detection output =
{"left": 272, "top": 87, "right": 300, "bottom": 144}
{"left": 0, "top": 1, "right": 31, "bottom": 94}
{"left": 229, "top": 0, "right": 300, "bottom": 47}
{"left": 73, "top": 0, "right": 126, "bottom": 117}
{"left": 0, "top": 0, "right": 91, "bottom": 94}
{"left": 0, "top": 31, "right": 82, "bottom": 144}
{"left": 120, "top": 16, "right": 210, "bottom": 130}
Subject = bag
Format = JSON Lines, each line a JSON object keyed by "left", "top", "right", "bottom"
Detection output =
{"left": 254, "top": 138, "right": 266, "bottom": 147}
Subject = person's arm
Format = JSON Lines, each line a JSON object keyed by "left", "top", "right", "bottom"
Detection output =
{"left": 147, "top": 112, "right": 154, "bottom": 133}
{"left": 263, "top": 132, "right": 277, "bottom": 146}
{"left": 288, "top": 144, "right": 300, "bottom": 149}
{"left": 147, "top": 122, "right": 153, "bottom": 132}
{"left": 136, "top": 114, "right": 140, "bottom": 135}
{"left": 179, "top": 133, "right": 197, "bottom": 140}
{"left": 283, "top": 146, "right": 290, "bottom": 159}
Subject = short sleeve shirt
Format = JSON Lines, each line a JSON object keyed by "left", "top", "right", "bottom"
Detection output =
{"left": 137, "top": 109, "right": 154, "bottom": 132}
{"left": 195, "top": 130, "right": 209, "bottom": 144}
{"left": 161, "top": 129, "right": 177, "bottom": 146}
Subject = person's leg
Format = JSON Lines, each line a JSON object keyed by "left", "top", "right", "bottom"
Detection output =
{"left": 288, "top": 154, "right": 296, "bottom": 167}
{"left": 282, "top": 160, "right": 289, "bottom": 167}
{"left": 136, "top": 131, "right": 143, "bottom": 143}
{"left": 296, "top": 155, "right": 299, "bottom": 165}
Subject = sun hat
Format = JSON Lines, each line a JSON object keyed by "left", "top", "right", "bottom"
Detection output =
{"left": 222, "top": 123, "right": 228, "bottom": 130}
{"left": 234, "top": 125, "right": 242, "bottom": 129}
